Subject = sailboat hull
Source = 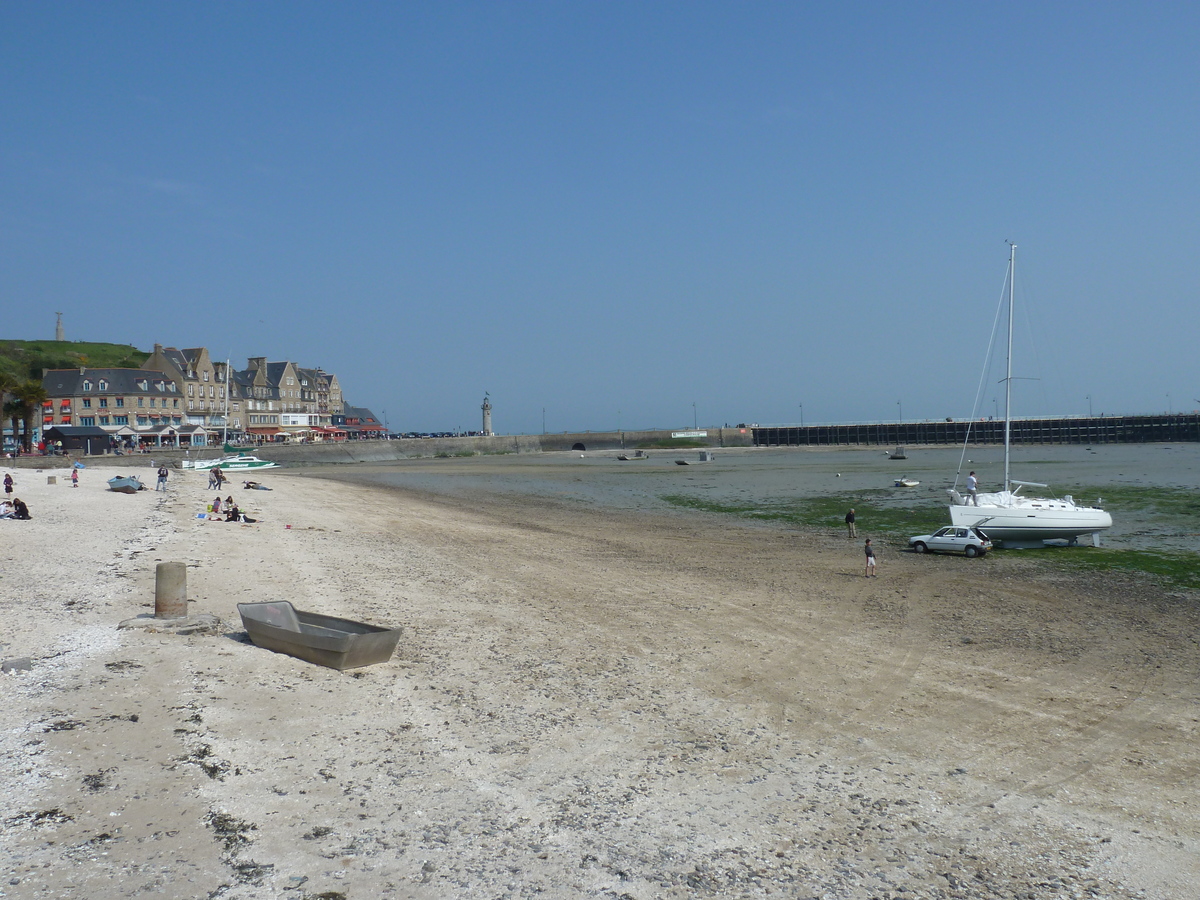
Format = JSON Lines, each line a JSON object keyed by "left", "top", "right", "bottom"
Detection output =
{"left": 949, "top": 501, "right": 1112, "bottom": 545}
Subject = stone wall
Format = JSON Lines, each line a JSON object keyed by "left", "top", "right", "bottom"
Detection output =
{"left": 2, "top": 428, "right": 752, "bottom": 470}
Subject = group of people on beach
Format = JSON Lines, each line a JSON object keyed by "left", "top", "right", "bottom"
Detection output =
{"left": 2, "top": 472, "right": 30, "bottom": 519}
{"left": 208, "top": 495, "right": 242, "bottom": 521}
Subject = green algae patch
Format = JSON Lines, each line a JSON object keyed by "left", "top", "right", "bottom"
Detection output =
{"left": 1075, "top": 485, "right": 1200, "bottom": 525}
{"left": 661, "top": 490, "right": 1200, "bottom": 591}
{"left": 1043, "top": 546, "right": 1200, "bottom": 591}
{"left": 659, "top": 493, "right": 946, "bottom": 537}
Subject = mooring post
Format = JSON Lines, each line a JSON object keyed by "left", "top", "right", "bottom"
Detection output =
{"left": 155, "top": 561, "right": 187, "bottom": 618}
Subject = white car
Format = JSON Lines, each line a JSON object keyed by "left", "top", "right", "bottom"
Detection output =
{"left": 909, "top": 526, "right": 993, "bottom": 557}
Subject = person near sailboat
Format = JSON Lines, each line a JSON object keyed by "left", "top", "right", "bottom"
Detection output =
{"left": 948, "top": 244, "right": 1112, "bottom": 547}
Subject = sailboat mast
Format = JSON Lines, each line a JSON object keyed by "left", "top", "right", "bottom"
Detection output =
{"left": 1003, "top": 243, "right": 1015, "bottom": 492}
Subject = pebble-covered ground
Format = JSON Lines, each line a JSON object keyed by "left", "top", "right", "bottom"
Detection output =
{"left": 2, "top": 461, "right": 1197, "bottom": 899}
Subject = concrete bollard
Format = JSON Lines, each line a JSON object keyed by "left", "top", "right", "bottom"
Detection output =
{"left": 155, "top": 561, "right": 188, "bottom": 618}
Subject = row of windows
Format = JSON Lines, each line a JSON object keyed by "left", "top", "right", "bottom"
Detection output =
{"left": 80, "top": 379, "right": 175, "bottom": 393}
{"left": 77, "top": 415, "right": 183, "bottom": 427}
{"left": 82, "top": 397, "right": 179, "bottom": 409}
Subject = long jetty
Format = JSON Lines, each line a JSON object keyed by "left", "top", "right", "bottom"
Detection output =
{"left": 8, "top": 414, "right": 1197, "bottom": 472}
{"left": 752, "top": 413, "right": 1200, "bottom": 448}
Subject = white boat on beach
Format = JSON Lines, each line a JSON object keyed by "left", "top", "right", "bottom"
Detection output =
{"left": 948, "top": 245, "right": 1112, "bottom": 547}
{"left": 183, "top": 454, "right": 279, "bottom": 471}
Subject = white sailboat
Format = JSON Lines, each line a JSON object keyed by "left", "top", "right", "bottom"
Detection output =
{"left": 948, "top": 244, "right": 1112, "bottom": 547}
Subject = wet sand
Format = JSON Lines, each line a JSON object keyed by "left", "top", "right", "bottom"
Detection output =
{"left": 1, "top": 459, "right": 1198, "bottom": 899}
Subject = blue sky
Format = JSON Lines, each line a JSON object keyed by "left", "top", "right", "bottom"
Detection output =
{"left": 3, "top": 3, "right": 1197, "bottom": 433}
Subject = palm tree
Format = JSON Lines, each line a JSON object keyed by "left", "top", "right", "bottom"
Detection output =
{"left": 0, "top": 371, "right": 18, "bottom": 449}
{"left": 13, "top": 379, "right": 48, "bottom": 453}
{"left": 3, "top": 399, "right": 21, "bottom": 451}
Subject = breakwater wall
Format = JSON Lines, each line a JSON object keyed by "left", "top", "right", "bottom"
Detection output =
{"left": 753, "top": 413, "right": 1200, "bottom": 448}
{"left": 5, "top": 427, "right": 755, "bottom": 470}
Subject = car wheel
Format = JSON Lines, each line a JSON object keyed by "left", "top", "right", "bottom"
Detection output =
{"left": 913, "top": 542, "right": 927, "bottom": 554}
{"left": 965, "top": 545, "right": 978, "bottom": 557}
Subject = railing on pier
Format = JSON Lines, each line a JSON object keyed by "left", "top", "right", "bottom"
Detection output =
{"left": 752, "top": 414, "right": 1200, "bottom": 448}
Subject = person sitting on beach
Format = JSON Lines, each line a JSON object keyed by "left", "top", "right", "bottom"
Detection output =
{"left": 0, "top": 499, "right": 14, "bottom": 518}
{"left": 212, "top": 496, "right": 222, "bottom": 515}
{"left": 12, "top": 498, "right": 31, "bottom": 520}
{"left": 224, "top": 502, "right": 241, "bottom": 522}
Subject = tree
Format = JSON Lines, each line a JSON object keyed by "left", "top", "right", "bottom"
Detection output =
{"left": 0, "top": 371, "right": 18, "bottom": 448}
{"left": 13, "top": 379, "right": 48, "bottom": 452}
{"left": 3, "top": 398, "right": 21, "bottom": 450}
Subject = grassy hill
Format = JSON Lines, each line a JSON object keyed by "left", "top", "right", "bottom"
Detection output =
{"left": 0, "top": 340, "right": 150, "bottom": 383}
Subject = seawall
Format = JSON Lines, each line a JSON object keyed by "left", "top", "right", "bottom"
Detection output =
{"left": 3, "top": 427, "right": 755, "bottom": 470}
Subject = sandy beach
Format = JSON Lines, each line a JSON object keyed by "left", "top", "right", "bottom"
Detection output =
{"left": 2, "top": 458, "right": 1197, "bottom": 899}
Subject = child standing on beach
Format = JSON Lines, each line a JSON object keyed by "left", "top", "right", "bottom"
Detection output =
{"left": 71, "top": 467, "right": 78, "bottom": 488}
{"left": 864, "top": 539, "right": 877, "bottom": 577}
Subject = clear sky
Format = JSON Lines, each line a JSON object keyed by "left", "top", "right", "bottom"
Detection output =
{"left": 3, "top": 3, "right": 1197, "bottom": 434}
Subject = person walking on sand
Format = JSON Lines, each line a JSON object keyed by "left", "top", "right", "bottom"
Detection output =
{"left": 845, "top": 508, "right": 856, "bottom": 538}
{"left": 967, "top": 471, "right": 979, "bottom": 505}
{"left": 864, "top": 538, "right": 877, "bottom": 577}
{"left": 156, "top": 464, "right": 169, "bottom": 491}
{"left": 71, "top": 467, "right": 79, "bottom": 488}
{"left": 208, "top": 466, "right": 222, "bottom": 490}
{"left": 3, "top": 472, "right": 12, "bottom": 496}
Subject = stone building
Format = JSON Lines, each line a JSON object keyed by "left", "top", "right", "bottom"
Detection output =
{"left": 40, "top": 366, "right": 207, "bottom": 448}
{"left": 142, "top": 344, "right": 244, "bottom": 436}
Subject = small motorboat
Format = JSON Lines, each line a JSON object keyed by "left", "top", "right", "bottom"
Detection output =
{"left": 107, "top": 475, "right": 145, "bottom": 493}
{"left": 237, "top": 601, "right": 401, "bottom": 670}
{"left": 184, "top": 454, "right": 279, "bottom": 471}
{"left": 894, "top": 477, "right": 920, "bottom": 488}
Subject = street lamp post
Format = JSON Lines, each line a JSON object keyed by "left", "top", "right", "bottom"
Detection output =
{"left": 692, "top": 402, "right": 697, "bottom": 430}
{"left": 799, "top": 403, "right": 804, "bottom": 427}
{"left": 897, "top": 400, "right": 902, "bottom": 423}
{"left": 1086, "top": 395, "right": 1092, "bottom": 417}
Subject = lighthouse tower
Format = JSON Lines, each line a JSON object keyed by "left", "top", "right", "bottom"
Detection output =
{"left": 481, "top": 396, "right": 493, "bottom": 436}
